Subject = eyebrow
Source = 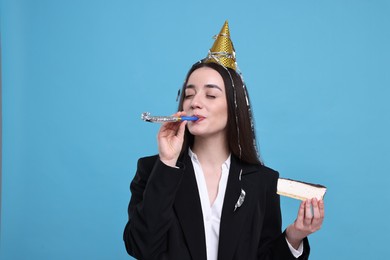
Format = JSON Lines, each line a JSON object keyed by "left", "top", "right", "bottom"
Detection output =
{"left": 185, "top": 84, "right": 223, "bottom": 92}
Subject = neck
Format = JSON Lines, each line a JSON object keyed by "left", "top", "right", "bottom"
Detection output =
{"left": 191, "top": 135, "right": 230, "bottom": 166}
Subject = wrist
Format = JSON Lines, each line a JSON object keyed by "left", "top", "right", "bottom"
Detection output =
{"left": 285, "top": 225, "right": 304, "bottom": 250}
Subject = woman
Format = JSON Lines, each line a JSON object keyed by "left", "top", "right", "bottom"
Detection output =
{"left": 124, "top": 21, "right": 324, "bottom": 260}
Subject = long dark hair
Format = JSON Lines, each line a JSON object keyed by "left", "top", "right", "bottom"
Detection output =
{"left": 177, "top": 61, "right": 262, "bottom": 165}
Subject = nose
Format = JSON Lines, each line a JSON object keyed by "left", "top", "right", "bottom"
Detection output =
{"left": 190, "top": 94, "right": 203, "bottom": 110}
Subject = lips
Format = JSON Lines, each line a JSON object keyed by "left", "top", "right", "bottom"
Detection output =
{"left": 193, "top": 114, "right": 205, "bottom": 122}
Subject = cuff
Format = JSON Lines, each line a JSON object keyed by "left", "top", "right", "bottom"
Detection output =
{"left": 285, "top": 237, "right": 304, "bottom": 258}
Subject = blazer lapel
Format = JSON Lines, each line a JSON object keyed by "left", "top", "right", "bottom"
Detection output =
{"left": 218, "top": 157, "right": 258, "bottom": 260}
{"left": 174, "top": 154, "right": 207, "bottom": 260}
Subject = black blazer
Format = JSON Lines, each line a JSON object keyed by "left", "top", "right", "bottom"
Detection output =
{"left": 124, "top": 153, "right": 310, "bottom": 260}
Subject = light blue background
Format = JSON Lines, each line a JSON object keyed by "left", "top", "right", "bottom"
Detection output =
{"left": 1, "top": 0, "right": 389, "bottom": 259}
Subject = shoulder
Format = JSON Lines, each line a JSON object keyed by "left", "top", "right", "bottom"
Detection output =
{"left": 239, "top": 161, "right": 280, "bottom": 190}
{"left": 137, "top": 154, "right": 159, "bottom": 166}
{"left": 135, "top": 154, "right": 159, "bottom": 177}
{"left": 259, "top": 164, "right": 279, "bottom": 180}
{"left": 259, "top": 165, "right": 279, "bottom": 191}
{"left": 136, "top": 154, "right": 187, "bottom": 178}
{"left": 240, "top": 160, "right": 279, "bottom": 179}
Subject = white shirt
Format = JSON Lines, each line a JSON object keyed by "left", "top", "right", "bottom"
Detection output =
{"left": 188, "top": 149, "right": 303, "bottom": 260}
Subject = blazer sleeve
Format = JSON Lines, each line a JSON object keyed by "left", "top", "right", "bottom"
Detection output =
{"left": 123, "top": 156, "right": 184, "bottom": 259}
{"left": 257, "top": 168, "right": 310, "bottom": 260}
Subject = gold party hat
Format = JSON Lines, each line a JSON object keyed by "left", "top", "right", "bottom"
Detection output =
{"left": 205, "top": 21, "right": 237, "bottom": 70}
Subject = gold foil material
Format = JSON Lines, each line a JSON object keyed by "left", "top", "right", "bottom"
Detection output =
{"left": 206, "top": 21, "right": 237, "bottom": 70}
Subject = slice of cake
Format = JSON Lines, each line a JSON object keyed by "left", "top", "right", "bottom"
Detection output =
{"left": 277, "top": 178, "right": 327, "bottom": 201}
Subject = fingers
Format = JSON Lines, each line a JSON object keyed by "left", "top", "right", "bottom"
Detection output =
{"left": 305, "top": 198, "right": 324, "bottom": 232}
{"left": 157, "top": 111, "right": 187, "bottom": 166}
{"left": 311, "top": 198, "right": 319, "bottom": 219}
{"left": 296, "top": 200, "right": 305, "bottom": 223}
{"left": 158, "top": 111, "right": 187, "bottom": 137}
{"left": 177, "top": 121, "right": 187, "bottom": 138}
{"left": 293, "top": 198, "right": 325, "bottom": 238}
{"left": 304, "top": 199, "right": 313, "bottom": 226}
{"left": 177, "top": 111, "right": 187, "bottom": 116}
{"left": 312, "top": 199, "right": 325, "bottom": 228}
{"left": 319, "top": 199, "right": 325, "bottom": 219}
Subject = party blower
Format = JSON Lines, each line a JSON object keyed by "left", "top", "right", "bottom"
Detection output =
{"left": 141, "top": 112, "right": 198, "bottom": 123}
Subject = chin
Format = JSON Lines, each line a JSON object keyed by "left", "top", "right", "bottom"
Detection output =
{"left": 188, "top": 125, "right": 209, "bottom": 135}
{"left": 188, "top": 128, "right": 203, "bottom": 136}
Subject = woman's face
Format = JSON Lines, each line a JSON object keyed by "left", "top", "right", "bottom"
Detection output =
{"left": 183, "top": 67, "right": 228, "bottom": 139}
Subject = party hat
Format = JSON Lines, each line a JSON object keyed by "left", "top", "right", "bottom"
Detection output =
{"left": 205, "top": 21, "right": 237, "bottom": 70}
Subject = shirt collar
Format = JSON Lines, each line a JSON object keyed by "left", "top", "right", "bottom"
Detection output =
{"left": 188, "top": 148, "right": 231, "bottom": 171}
